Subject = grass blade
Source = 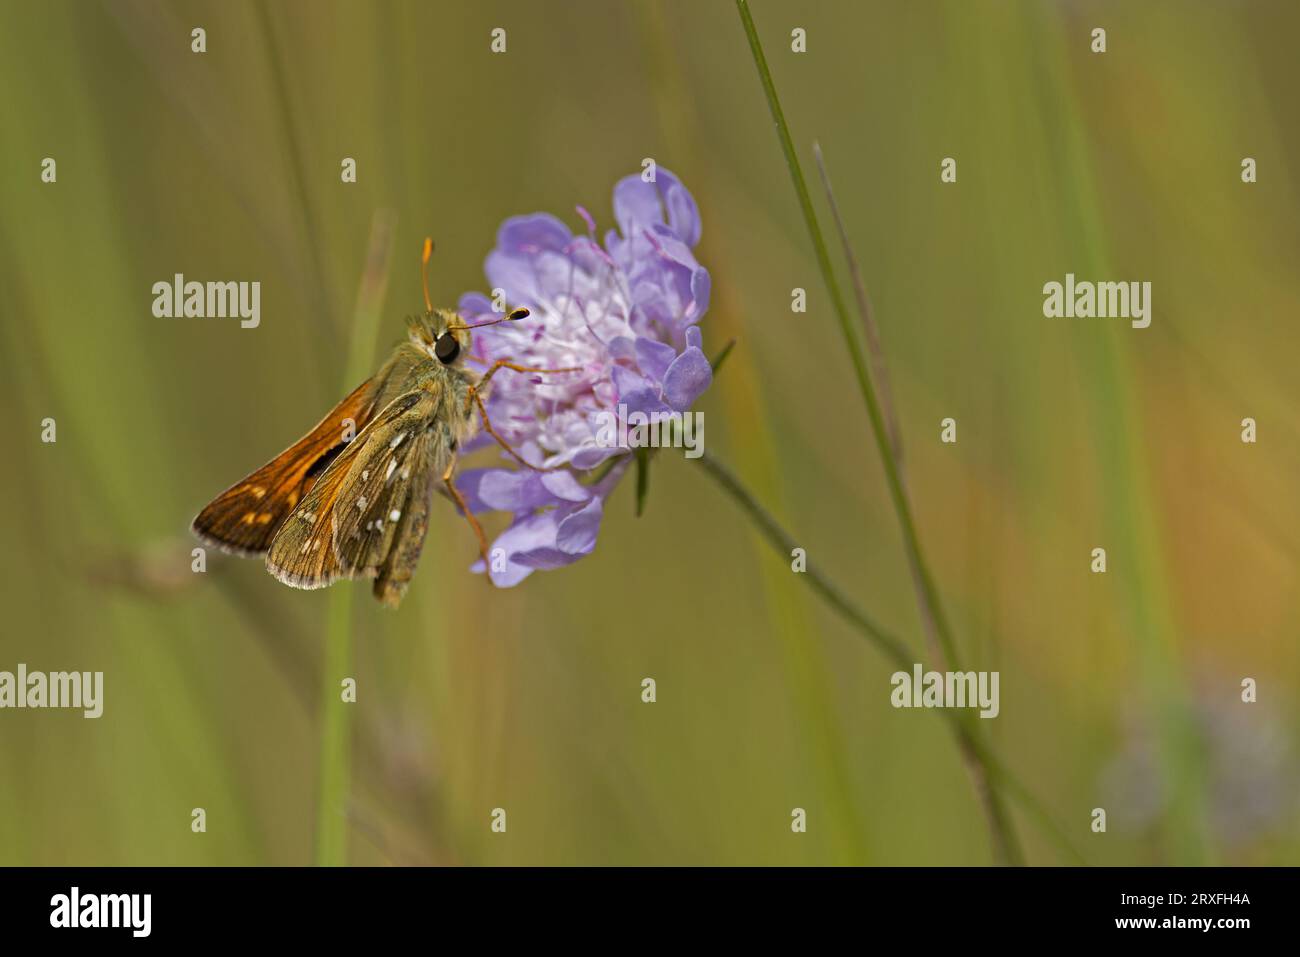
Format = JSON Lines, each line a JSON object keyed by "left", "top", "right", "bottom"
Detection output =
{"left": 313, "top": 210, "right": 396, "bottom": 867}
{"left": 734, "top": 0, "right": 1023, "bottom": 864}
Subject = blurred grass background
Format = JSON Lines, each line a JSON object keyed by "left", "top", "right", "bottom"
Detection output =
{"left": 1, "top": 0, "right": 1297, "bottom": 865}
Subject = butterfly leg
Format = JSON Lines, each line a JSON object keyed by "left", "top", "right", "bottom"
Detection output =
{"left": 442, "top": 456, "right": 492, "bottom": 571}
{"left": 468, "top": 359, "right": 581, "bottom": 408}
{"left": 467, "top": 387, "right": 567, "bottom": 473}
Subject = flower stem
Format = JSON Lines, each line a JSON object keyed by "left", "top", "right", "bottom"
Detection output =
{"left": 695, "top": 453, "right": 911, "bottom": 667}
{"left": 694, "top": 451, "right": 1082, "bottom": 864}
{"left": 733, "top": 0, "right": 958, "bottom": 671}
{"left": 313, "top": 211, "right": 396, "bottom": 866}
{"left": 733, "top": 0, "right": 1023, "bottom": 865}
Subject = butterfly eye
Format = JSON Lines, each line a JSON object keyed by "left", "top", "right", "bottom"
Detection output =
{"left": 434, "top": 333, "right": 460, "bottom": 364}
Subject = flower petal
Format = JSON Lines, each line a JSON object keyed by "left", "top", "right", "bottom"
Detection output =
{"left": 540, "top": 469, "right": 592, "bottom": 503}
{"left": 497, "top": 212, "right": 573, "bottom": 254}
{"left": 555, "top": 495, "right": 603, "bottom": 554}
{"left": 483, "top": 214, "right": 575, "bottom": 306}
{"left": 635, "top": 336, "right": 677, "bottom": 384}
{"left": 610, "top": 364, "right": 652, "bottom": 401}
{"left": 457, "top": 292, "right": 495, "bottom": 322}
{"left": 508, "top": 547, "right": 573, "bottom": 571}
{"left": 663, "top": 177, "right": 702, "bottom": 247}
{"left": 507, "top": 496, "right": 605, "bottom": 572}
{"left": 612, "top": 169, "right": 700, "bottom": 247}
{"left": 662, "top": 340, "right": 712, "bottom": 411}
{"left": 613, "top": 175, "right": 666, "bottom": 238}
{"left": 477, "top": 511, "right": 562, "bottom": 586}
{"left": 456, "top": 469, "right": 544, "bottom": 514}
{"left": 570, "top": 444, "right": 623, "bottom": 470}
{"left": 688, "top": 267, "right": 711, "bottom": 322}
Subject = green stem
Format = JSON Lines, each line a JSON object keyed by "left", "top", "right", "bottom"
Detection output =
{"left": 734, "top": 0, "right": 1022, "bottom": 864}
{"left": 811, "top": 142, "right": 903, "bottom": 467}
{"left": 254, "top": 2, "right": 340, "bottom": 382}
{"left": 314, "top": 588, "right": 354, "bottom": 866}
{"left": 733, "top": 0, "right": 958, "bottom": 671}
{"left": 313, "top": 212, "right": 396, "bottom": 866}
{"left": 694, "top": 452, "right": 1082, "bottom": 865}
{"left": 695, "top": 453, "right": 911, "bottom": 667}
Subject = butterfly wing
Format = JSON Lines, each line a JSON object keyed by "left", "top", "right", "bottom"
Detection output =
{"left": 372, "top": 417, "right": 446, "bottom": 607}
{"left": 265, "top": 387, "right": 446, "bottom": 595}
{"left": 191, "top": 376, "right": 383, "bottom": 556}
{"left": 191, "top": 344, "right": 427, "bottom": 556}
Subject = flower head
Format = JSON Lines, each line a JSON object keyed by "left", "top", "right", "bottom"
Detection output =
{"left": 456, "top": 168, "right": 712, "bottom": 586}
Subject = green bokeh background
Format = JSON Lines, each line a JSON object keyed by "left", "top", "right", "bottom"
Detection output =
{"left": 1, "top": 0, "right": 1297, "bottom": 866}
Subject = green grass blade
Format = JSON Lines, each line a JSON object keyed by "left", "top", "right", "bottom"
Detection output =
{"left": 313, "top": 211, "right": 395, "bottom": 867}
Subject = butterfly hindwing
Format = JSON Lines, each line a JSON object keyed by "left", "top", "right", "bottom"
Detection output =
{"left": 372, "top": 418, "right": 447, "bottom": 607}
{"left": 331, "top": 407, "right": 438, "bottom": 579}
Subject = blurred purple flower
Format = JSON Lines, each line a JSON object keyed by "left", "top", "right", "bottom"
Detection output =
{"left": 456, "top": 167, "right": 712, "bottom": 586}
{"left": 1100, "top": 688, "right": 1300, "bottom": 853}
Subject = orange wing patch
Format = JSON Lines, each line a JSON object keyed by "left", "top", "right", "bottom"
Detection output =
{"left": 191, "top": 377, "right": 380, "bottom": 556}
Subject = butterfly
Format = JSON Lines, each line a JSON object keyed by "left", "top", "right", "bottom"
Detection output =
{"left": 192, "top": 239, "right": 573, "bottom": 607}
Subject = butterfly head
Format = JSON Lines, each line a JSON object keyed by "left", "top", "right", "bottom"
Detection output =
{"left": 407, "top": 308, "right": 530, "bottom": 366}
{"left": 407, "top": 309, "right": 470, "bottom": 365}
{"left": 413, "top": 238, "right": 529, "bottom": 366}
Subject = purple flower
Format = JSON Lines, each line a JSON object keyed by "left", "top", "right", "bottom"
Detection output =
{"left": 456, "top": 168, "right": 712, "bottom": 586}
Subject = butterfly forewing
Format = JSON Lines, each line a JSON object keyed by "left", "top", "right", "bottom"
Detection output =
{"left": 190, "top": 343, "right": 432, "bottom": 557}
{"left": 190, "top": 376, "right": 382, "bottom": 556}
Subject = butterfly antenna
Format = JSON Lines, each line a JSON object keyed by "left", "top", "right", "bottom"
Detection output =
{"left": 447, "top": 307, "right": 530, "bottom": 332}
{"left": 421, "top": 237, "right": 435, "bottom": 313}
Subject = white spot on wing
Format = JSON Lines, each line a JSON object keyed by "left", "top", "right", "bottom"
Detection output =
{"left": 390, "top": 433, "right": 406, "bottom": 449}
{"left": 389, "top": 509, "right": 401, "bottom": 521}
